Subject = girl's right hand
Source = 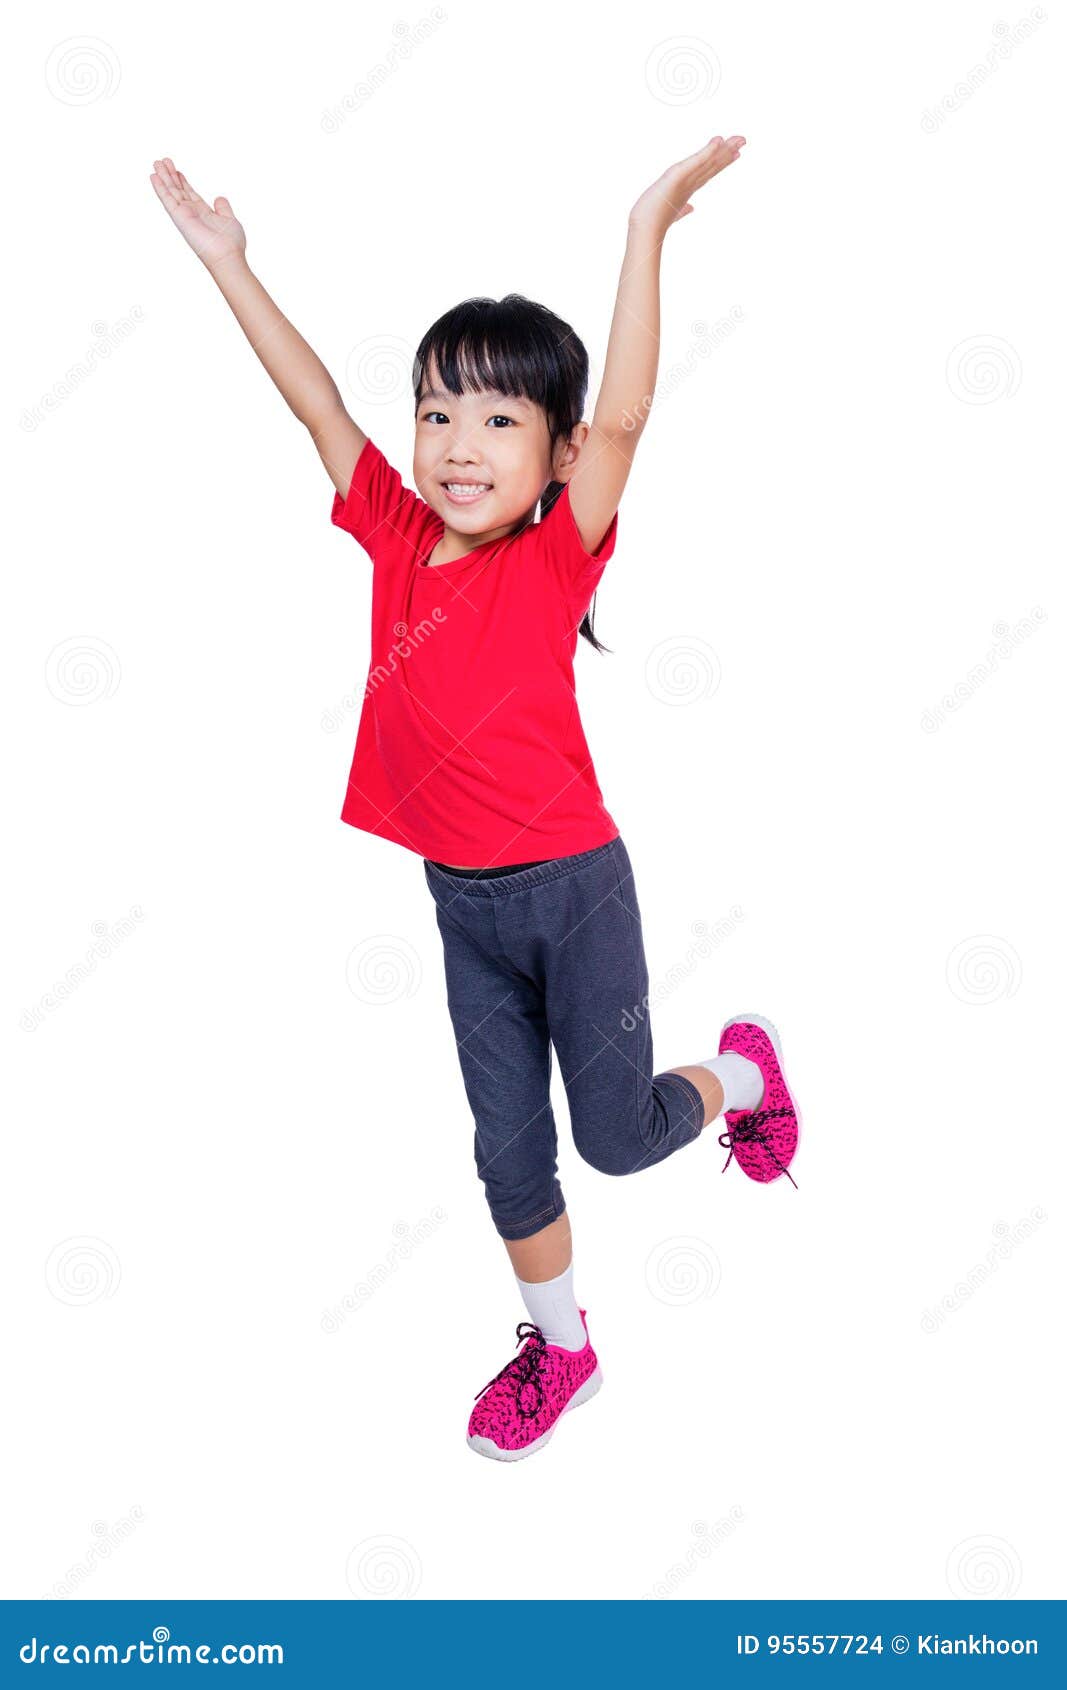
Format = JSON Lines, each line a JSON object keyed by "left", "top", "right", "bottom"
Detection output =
{"left": 150, "top": 157, "right": 247, "bottom": 272}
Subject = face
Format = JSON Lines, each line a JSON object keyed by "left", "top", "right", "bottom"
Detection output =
{"left": 413, "top": 356, "right": 587, "bottom": 536}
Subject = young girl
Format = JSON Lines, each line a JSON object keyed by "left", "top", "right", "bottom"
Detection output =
{"left": 150, "top": 136, "right": 801, "bottom": 1463}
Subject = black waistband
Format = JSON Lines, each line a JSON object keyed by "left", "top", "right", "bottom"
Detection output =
{"left": 427, "top": 857, "right": 552, "bottom": 879}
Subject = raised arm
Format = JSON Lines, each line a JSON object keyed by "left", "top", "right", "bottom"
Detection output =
{"left": 567, "top": 134, "right": 746, "bottom": 553}
{"left": 149, "top": 157, "right": 365, "bottom": 498}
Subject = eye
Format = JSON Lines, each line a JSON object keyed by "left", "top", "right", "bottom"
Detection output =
{"left": 486, "top": 415, "right": 515, "bottom": 428}
{"left": 421, "top": 410, "right": 447, "bottom": 424}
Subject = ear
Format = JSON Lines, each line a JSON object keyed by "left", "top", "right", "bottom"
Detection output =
{"left": 552, "top": 421, "right": 590, "bottom": 482}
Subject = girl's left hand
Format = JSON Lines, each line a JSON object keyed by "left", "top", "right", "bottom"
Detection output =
{"left": 629, "top": 134, "right": 746, "bottom": 236}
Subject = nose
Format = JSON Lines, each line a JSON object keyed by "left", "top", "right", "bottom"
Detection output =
{"left": 446, "top": 436, "right": 483, "bottom": 466}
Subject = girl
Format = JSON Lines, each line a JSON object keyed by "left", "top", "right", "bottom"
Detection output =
{"left": 150, "top": 136, "right": 801, "bottom": 1463}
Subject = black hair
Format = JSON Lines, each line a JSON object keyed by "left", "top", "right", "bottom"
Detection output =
{"left": 412, "top": 293, "right": 612, "bottom": 654}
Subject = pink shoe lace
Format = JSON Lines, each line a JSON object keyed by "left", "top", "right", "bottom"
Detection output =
{"left": 473, "top": 1321, "right": 553, "bottom": 1419}
{"left": 718, "top": 1109, "right": 799, "bottom": 1189}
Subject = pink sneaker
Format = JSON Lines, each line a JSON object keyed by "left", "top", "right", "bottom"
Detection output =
{"left": 467, "top": 1311, "right": 603, "bottom": 1461}
{"left": 717, "top": 1012, "right": 800, "bottom": 1187}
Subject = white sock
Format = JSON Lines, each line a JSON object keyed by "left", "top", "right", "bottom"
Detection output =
{"left": 515, "top": 1261, "right": 587, "bottom": 1351}
{"left": 697, "top": 1052, "right": 764, "bottom": 1115}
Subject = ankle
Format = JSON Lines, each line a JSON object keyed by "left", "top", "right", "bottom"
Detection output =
{"left": 515, "top": 1260, "right": 586, "bottom": 1350}
{"left": 697, "top": 1051, "right": 764, "bottom": 1116}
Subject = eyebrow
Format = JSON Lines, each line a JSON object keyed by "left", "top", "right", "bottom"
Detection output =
{"left": 418, "top": 388, "right": 534, "bottom": 409}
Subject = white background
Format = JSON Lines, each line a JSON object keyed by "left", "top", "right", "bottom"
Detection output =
{"left": 5, "top": 0, "right": 1062, "bottom": 1602}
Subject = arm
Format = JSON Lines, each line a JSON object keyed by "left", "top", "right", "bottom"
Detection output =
{"left": 568, "top": 134, "right": 746, "bottom": 554}
{"left": 149, "top": 157, "right": 365, "bottom": 498}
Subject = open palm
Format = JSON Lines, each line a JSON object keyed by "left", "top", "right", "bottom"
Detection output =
{"left": 630, "top": 134, "right": 746, "bottom": 235}
{"left": 149, "top": 157, "right": 246, "bottom": 270}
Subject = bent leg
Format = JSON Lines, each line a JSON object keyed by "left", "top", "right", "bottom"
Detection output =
{"left": 540, "top": 837, "right": 706, "bottom": 1177}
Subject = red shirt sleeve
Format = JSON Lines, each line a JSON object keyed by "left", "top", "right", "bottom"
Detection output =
{"left": 330, "top": 438, "right": 430, "bottom": 565}
{"left": 537, "top": 481, "right": 619, "bottom": 609}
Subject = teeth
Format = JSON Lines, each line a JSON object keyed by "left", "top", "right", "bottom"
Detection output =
{"left": 445, "top": 483, "right": 490, "bottom": 495}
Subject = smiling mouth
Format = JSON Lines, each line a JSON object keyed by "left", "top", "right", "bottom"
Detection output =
{"left": 442, "top": 482, "right": 492, "bottom": 505}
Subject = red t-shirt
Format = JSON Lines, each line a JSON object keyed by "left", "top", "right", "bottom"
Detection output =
{"left": 329, "top": 438, "right": 621, "bottom": 865}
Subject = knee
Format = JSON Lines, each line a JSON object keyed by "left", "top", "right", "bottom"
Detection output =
{"left": 573, "top": 1125, "right": 635, "bottom": 1178}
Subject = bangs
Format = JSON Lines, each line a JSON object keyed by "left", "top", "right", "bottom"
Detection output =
{"left": 412, "top": 294, "right": 587, "bottom": 443}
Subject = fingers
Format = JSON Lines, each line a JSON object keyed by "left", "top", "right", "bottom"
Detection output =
{"left": 676, "top": 133, "right": 746, "bottom": 195}
{"left": 166, "top": 158, "right": 203, "bottom": 203}
{"left": 700, "top": 134, "right": 745, "bottom": 166}
{"left": 154, "top": 157, "right": 180, "bottom": 193}
{"left": 671, "top": 133, "right": 745, "bottom": 191}
{"left": 679, "top": 133, "right": 744, "bottom": 167}
{"left": 151, "top": 158, "right": 181, "bottom": 208}
{"left": 150, "top": 164, "right": 181, "bottom": 216}
{"left": 150, "top": 157, "right": 209, "bottom": 209}
{"left": 176, "top": 166, "right": 206, "bottom": 205}
{"left": 149, "top": 171, "right": 173, "bottom": 211}
{"left": 677, "top": 137, "right": 718, "bottom": 169}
